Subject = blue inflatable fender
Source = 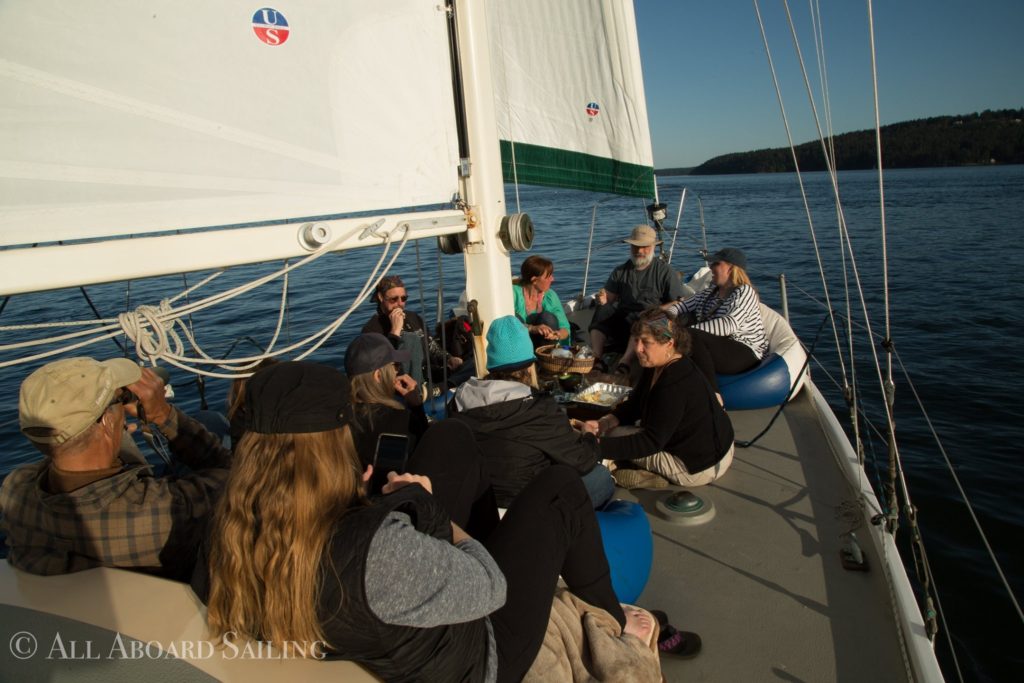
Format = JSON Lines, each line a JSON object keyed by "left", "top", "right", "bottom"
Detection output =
{"left": 717, "top": 353, "right": 792, "bottom": 410}
{"left": 595, "top": 500, "right": 653, "bottom": 604}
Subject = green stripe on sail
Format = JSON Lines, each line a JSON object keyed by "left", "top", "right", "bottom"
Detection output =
{"left": 500, "top": 141, "right": 655, "bottom": 199}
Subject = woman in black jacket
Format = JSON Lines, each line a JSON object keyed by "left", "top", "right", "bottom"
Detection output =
{"left": 451, "top": 315, "right": 614, "bottom": 508}
{"left": 344, "top": 333, "right": 429, "bottom": 467}
{"left": 583, "top": 308, "right": 735, "bottom": 489}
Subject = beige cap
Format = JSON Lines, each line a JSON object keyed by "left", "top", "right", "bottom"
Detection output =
{"left": 19, "top": 357, "right": 141, "bottom": 445}
{"left": 623, "top": 224, "right": 661, "bottom": 247}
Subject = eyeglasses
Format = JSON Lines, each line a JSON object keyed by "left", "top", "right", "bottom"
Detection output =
{"left": 110, "top": 387, "right": 136, "bottom": 407}
{"left": 386, "top": 294, "right": 409, "bottom": 303}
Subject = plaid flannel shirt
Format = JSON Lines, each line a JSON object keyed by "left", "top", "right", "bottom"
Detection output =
{"left": 0, "top": 408, "right": 230, "bottom": 579}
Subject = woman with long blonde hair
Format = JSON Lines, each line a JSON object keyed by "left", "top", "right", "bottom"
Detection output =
{"left": 345, "top": 332, "right": 429, "bottom": 464}
{"left": 192, "top": 361, "right": 659, "bottom": 682}
{"left": 663, "top": 247, "right": 768, "bottom": 395}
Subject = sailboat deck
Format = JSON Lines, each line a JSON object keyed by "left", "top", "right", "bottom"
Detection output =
{"left": 626, "top": 392, "right": 910, "bottom": 682}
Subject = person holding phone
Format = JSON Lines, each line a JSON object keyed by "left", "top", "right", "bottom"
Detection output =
{"left": 369, "top": 432, "right": 409, "bottom": 496}
{"left": 191, "top": 361, "right": 661, "bottom": 682}
{"left": 345, "top": 332, "right": 429, "bottom": 468}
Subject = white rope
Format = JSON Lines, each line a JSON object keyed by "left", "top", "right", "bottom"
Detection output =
{"left": 0, "top": 220, "right": 411, "bottom": 377}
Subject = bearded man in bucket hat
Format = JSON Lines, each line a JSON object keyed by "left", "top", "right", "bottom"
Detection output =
{"left": 588, "top": 225, "right": 683, "bottom": 375}
{"left": 0, "top": 357, "right": 231, "bottom": 579}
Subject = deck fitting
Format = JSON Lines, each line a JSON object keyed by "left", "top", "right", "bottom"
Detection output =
{"left": 655, "top": 490, "right": 716, "bottom": 525}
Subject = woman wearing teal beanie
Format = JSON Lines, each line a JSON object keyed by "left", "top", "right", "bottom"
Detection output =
{"left": 450, "top": 315, "right": 614, "bottom": 508}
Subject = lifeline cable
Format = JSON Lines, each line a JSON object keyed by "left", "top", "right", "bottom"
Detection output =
{"left": 735, "top": 310, "right": 830, "bottom": 449}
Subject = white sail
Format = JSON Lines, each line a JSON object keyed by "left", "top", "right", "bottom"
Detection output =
{"left": 0, "top": 0, "right": 461, "bottom": 249}
{"left": 487, "top": 0, "right": 655, "bottom": 198}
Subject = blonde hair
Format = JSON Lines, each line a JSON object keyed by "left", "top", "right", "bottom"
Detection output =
{"left": 205, "top": 426, "right": 364, "bottom": 655}
{"left": 729, "top": 265, "right": 753, "bottom": 289}
{"left": 226, "top": 359, "right": 279, "bottom": 424}
{"left": 349, "top": 365, "right": 403, "bottom": 410}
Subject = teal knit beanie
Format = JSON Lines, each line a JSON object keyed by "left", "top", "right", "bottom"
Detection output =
{"left": 486, "top": 315, "right": 536, "bottom": 372}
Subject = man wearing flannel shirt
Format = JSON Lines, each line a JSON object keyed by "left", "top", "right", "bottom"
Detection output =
{"left": 0, "top": 357, "right": 231, "bottom": 580}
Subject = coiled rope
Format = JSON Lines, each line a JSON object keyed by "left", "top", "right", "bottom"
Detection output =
{"left": 0, "top": 220, "right": 412, "bottom": 380}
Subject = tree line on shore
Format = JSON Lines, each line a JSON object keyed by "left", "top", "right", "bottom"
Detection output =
{"left": 658, "top": 109, "right": 1024, "bottom": 176}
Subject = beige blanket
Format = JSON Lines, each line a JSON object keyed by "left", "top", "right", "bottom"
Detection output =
{"left": 523, "top": 589, "right": 662, "bottom": 683}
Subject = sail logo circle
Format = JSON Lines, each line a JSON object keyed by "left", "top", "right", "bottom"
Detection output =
{"left": 252, "top": 8, "right": 289, "bottom": 46}
{"left": 586, "top": 102, "right": 601, "bottom": 117}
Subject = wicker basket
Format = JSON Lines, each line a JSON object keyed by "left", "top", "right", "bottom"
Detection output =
{"left": 535, "top": 344, "right": 595, "bottom": 375}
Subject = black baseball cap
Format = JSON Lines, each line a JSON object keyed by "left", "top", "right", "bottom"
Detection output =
{"left": 344, "top": 333, "right": 411, "bottom": 376}
{"left": 245, "top": 361, "right": 351, "bottom": 434}
{"left": 709, "top": 247, "right": 748, "bottom": 269}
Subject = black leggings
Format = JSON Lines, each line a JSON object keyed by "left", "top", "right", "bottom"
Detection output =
{"left": 687, "top": 327, "right": 760, "bottom": 392}
{"left": 408, "top": 420, "right": 624, "bottom": 683}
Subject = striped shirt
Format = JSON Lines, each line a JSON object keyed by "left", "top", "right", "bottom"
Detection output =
{"left": 0, "top": 408, "right": 230, "bottom": 579}
{"left": 671, "top": 284, "right": 769, "bottom": 359}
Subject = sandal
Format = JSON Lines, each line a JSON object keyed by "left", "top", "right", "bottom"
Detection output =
{"left": 659, "top": 628, "right": 702, "bottom": 657}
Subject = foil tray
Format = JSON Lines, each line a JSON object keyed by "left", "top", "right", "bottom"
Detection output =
{"left": 570, "top": 382, "right": 632, "bottom": 408}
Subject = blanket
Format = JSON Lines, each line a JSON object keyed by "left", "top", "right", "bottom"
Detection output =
{"left": 523, "top": 589, "right": 662, "bottom": 683}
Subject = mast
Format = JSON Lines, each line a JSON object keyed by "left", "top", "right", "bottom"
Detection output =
{"left": 451, "top": 0, "right": 514, "bottom": 356}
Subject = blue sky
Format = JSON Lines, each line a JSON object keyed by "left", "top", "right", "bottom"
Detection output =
{"left": 634, "top": 0, "right": 1024, "bottom": 168}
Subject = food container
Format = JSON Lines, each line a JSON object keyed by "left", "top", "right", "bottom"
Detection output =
{"left": 536, "top": 344, "right": 595, "bottom": 375}
{"left": 570, "top": 382, "right": 632, "bottom": 409}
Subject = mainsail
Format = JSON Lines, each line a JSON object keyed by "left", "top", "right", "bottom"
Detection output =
{"left": 0, "top": 1, "right": 465, "bottom": 294}
{"left": 487, "top": 0, "right": 655, "bottom": 198}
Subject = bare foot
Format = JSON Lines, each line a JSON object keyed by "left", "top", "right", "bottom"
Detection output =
{"left": 622, "top": 606, "right": 655, "bottom": 645}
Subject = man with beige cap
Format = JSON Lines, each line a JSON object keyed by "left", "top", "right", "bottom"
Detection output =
{"left": 0, "top": 357, "right": 231, "bottom": 579}
{"left": 589, "top": 225, "right": 683, "bottom": 374}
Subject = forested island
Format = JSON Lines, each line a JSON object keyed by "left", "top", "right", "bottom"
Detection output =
{"left": 658, "top": 109, "right": 1024, "bottom": 176}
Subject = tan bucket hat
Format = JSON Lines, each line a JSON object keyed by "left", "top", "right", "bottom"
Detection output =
{"left": 19, "top": 357, "right": 141, "bottom": 444}
{"left": 623, "top": 224, "right": 661, "bottom": 247}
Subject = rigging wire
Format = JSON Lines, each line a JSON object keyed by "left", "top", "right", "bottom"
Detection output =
{"left": 893, "top": 347, "right": 1024, "bottom": 628}
{"left": 734, "top": 311, "right": 828, "bottom": 448}
{"left": 776, "top": 0, "right": 909, "bottom": 531}
{"left": 414, "top": 240, "right": 436, "bottom": 400}
{"left": 177, "top": 273, "right": 207, "bottom": 410}
{"left": 752, "top": 0, "right": 849, "bottom": 393}
{"left": 78, "top": 287, "right": 126, "bottom": 355}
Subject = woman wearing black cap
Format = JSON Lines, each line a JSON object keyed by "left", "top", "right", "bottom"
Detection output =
{"left": 191, "top": 361, "right": 661, "bottom": 682}
{"left": 663, "top": 247, "right": 768, "bottom": 396}
{"left": 345, "top": 332, "right": 429, "bottom": 463}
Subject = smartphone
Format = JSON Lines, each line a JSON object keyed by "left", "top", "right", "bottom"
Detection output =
{"left": 370, "top": 433, "right": 410, "bottom": 495}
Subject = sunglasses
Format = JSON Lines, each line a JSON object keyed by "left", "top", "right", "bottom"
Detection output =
{"left": 647, "top": 314, "right": 674, "bottom": 339}
{"left": 98, "top": 388, "right": 136, "bottom": 421}
{"left": 386, "top": 294, "right": 409, "bottom": 303}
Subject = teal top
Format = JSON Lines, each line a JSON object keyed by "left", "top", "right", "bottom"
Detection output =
{"left": 512, "top": 284, "right": 571, "bottom": 336}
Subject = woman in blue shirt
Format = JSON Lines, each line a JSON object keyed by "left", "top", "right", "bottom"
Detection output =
{"left": 513, "top": 255, "right": 571, "bottom": 348}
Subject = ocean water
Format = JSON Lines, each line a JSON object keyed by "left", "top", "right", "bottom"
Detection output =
{"left": 1, "top": 165, "right": 1021, "bottom": 681}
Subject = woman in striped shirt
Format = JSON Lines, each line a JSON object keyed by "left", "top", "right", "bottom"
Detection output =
{"left": 664, "top": 248, "right": 768, "bottom": 396}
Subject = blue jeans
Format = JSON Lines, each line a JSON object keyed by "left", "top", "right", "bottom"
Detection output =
{"left": 581, "top": 464, "right": 615, "bottom": 509}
